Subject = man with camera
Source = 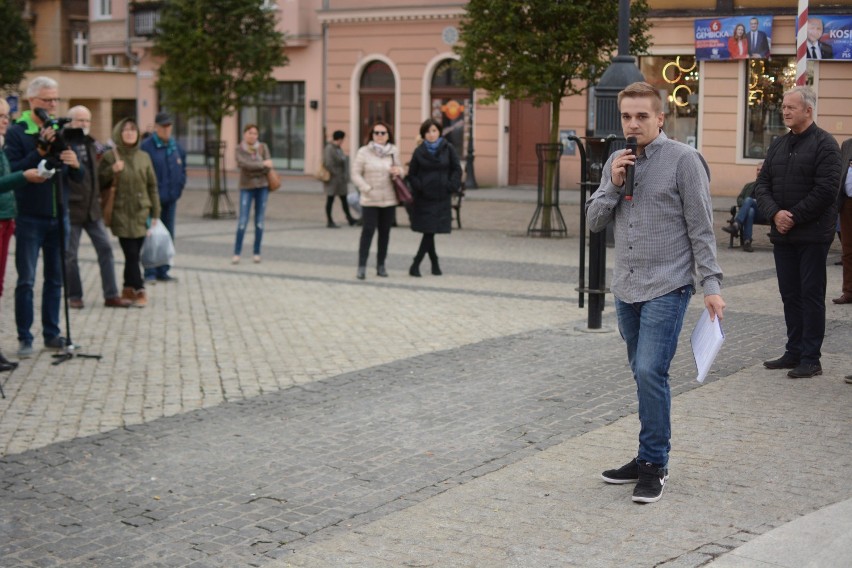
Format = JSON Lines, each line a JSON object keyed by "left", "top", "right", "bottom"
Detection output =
{"left": 4, "top": 76, "right": 83, "bottom": 358}
{"left": 65, "top": 105, "right": 131, "bottom": 310}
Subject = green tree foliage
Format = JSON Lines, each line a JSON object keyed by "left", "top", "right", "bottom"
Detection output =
{"left": 0, "top": 0, "right": 36, "bottom": 93}
{"left": 455, "top": 0, "right": 651, "bottom": 233}
{"left": 153, "top": 0, "right": 287, "bottom": 216}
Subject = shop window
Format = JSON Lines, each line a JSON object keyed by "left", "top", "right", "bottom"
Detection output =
{"left": 639, "top": 56, "right": 699, "bottom": 147}
{"left": 743, "top": 57, "right": 810, "bottom": 159}
{"left": 240, "top": 82, "right": 306, "bottom": 171}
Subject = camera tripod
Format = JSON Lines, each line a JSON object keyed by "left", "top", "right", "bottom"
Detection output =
{"left": 51, "top": 161, "right": 101, "bottom": 366}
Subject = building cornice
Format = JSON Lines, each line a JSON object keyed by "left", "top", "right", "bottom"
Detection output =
{"left": 318, "top": 4, "right": 466, "bottom": 25}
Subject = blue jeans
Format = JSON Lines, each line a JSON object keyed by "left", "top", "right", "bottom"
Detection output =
{"left": 234, "top": 187, "right": 269, "bottom": 256}
{"left": 773, "top": 241, "right": 831, "bottom": 365}
{"left": 615, "top": 285, "right": 693, "bottom": 467}
{"left": 14, "top": 215, "right": 64, "bottom": 344}
{"left": 145, "top": 199, "right": 177, "bottom": 280}
{"left": 734, "top": 197, "right": 767, "bottom": 242}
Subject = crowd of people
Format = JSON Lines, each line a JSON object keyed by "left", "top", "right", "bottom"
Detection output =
{"left": 1, "top": 76, "right": 849, "bottom": 424}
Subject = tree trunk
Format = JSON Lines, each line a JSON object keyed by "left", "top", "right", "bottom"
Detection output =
{"left": 538, "top": 100, "right": 562, "bottom": 235}
{"left": 210, "top": 120, "right": 223, "bottom": 218}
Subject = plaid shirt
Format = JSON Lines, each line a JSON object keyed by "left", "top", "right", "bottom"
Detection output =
{"left": 586, "top": 131, "right": 722, "bottom": 304}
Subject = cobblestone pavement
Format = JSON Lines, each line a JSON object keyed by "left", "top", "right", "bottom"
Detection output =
{"left": 1, "top": 184, "right": 849, "bottom": 567}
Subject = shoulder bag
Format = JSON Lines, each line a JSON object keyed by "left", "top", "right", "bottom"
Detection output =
{"left": 390, "top": 155, "right": 412, "bottom": 206}
{"left": 264, "top": 143, "right": 281, "bottom": 191}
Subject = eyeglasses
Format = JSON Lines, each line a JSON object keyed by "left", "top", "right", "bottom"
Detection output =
{"left": 0, "top": 114, "right": 10, "bottom": 120}
{"left": 372, "top": 130, "right": 388, "bottom": 136}
{"left": 34, "top": 97, "right": 60, "bottom": 104}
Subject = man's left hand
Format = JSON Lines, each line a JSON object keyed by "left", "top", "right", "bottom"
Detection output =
{"left": 60, "top": 149, "right": 80, "bottom": 169}
{"left": 704, "top": 294, "right": 726, "bottom": 322}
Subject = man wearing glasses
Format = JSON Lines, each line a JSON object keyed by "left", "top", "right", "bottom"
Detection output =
{"left": 4, "top": 76, "right": 83, "bottom": 358}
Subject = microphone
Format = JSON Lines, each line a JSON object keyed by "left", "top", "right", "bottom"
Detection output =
{"left": 624, "top": 136, "right": 637, "bottom": 201}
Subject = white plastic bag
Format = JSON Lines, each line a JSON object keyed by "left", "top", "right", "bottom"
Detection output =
{"left": 347, "top": 191, "right": 362, "bottom": 217}
{"left": 140, "top": 222, "right": 175, "bottom": 269}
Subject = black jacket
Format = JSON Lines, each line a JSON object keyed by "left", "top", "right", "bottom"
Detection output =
{"left": 67, "top": 137, "right": 103, "bottom": 225}
{"left": 406, "top": 140, "right": 462, "bottom": 234}
{"left": 754, "top": 122, "right": 840, "bottom": 245}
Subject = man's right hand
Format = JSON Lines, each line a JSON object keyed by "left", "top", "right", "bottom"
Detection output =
{"left": 611, "top": 148, "right": 636, "bottom": 188}
{"left": 773, "top": 210, "right": 795, "bottom": 234}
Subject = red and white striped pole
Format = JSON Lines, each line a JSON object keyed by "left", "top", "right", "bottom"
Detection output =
{"left": 795, "top": 0, "right": 810, "bottom": 85}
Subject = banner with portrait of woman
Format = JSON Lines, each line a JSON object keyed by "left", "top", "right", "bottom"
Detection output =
{"left": 694, "top": 16, "right": 773, "bottom": 61}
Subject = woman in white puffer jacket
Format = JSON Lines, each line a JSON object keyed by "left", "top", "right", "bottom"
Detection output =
{"left": 350, "top": 120, "right": 403, "bottom": 280}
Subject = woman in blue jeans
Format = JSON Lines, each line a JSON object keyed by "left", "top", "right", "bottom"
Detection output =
{"left": 233, "top": 124, "right": 272, "bottom": 264}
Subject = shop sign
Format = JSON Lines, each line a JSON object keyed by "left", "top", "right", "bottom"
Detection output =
{"left": 801, "top": 15, "right": 852, "bottom": 61}
{"left": 694, "top": 16, "right": 773, "bottom": 61}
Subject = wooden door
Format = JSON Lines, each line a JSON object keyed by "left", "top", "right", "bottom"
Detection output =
{"left": 509, "top": 100, "right": 551, "bottom": 185}
{"left": 359, "top": 95, "right": 394, "bottom": 145}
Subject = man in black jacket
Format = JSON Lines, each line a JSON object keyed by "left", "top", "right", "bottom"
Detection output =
{"left": 65, "top": 106, "right": 131, "bottom": 309}
{"left": 754, "top": 85, "right": 841, "bottom": 379}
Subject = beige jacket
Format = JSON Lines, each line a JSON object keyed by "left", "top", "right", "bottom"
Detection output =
{"left": 351, "top": 143, "right": 400, "bottom": 208}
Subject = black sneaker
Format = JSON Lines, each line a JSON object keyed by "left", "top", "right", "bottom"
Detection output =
{"left": 632, "top": 461, "right": 668, "bottom": 503}
{"left": 601, "top": 458, "right": 640, "bottom": 484}
{"left": 44, "top": 336, "right": 68, "bottom": 349}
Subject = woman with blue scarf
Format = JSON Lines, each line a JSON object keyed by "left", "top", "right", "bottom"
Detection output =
{"left": 405, "top": 119, "right": 462, "bottom": 277}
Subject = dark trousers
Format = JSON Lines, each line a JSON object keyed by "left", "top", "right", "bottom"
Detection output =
{"left": 119, "top": 237, "right": 146, "bottom": 291}
{"left": 414, "top": 232, "right": 437, "bottom": 264}
{"left": 326, "top": 195, "right": 354, "bottom": 223}
{"left": 358, "top": 206, "right": 395, "bottom": 267}
{"left": 840, "top": 199, "right": 852, "bottom": 296}
{"left": 773, "top": 241, "right": 832, "bottom": 365}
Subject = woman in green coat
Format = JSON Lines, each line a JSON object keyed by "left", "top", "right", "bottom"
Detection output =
{"left": 98, "top": 118, "right": 160, "bottom": 307}
{"left": 1, "top": 98, "right": 45, "bottom": 369}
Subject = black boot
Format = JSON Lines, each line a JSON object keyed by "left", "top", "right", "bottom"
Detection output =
{"left": 377, "top": 264, "right": 388, "bottom": 277}
{"left": 722, "top": 220, "right": 740, "bottom": 237}
{"left": 409, "top": 257, "right": 422, "bottom": 277}
{"left": 431, "top": 256, "right": 442, "bottom": 276}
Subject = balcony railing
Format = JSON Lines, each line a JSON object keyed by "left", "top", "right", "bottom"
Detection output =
{"left": 130, "top": 1, "right": 163, "bottom": 37}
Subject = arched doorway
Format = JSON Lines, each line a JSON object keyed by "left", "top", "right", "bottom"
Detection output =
{"left": 430, "top": 59, "right": 469, "bottom": 155}
{"left": 359, "top": 61, "right": 395, "bottom": 144}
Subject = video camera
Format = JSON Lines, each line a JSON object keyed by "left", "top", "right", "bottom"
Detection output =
{"left": 34, "top": 108, "right": 86, "bottom": 169}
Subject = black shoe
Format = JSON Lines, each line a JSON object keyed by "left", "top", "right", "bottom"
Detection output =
{"left": 356, "top": 266, "right": 366, "bottom": 280}
{"left": 327, "top": 220, "right": 340, "bottom": 228}
{"left": 722, "top": 221, "right": 740, "bottom": 236}
{"left": 409, "top": 261, "right": 421, "bottom": 277}
{"left": 156, "top": 275, "right": 178, "bottom": 283}
{"left": 763, "top": 354, "right": 800, "bottom": 370}
{"left": 44, "top": 336, "right": 69, "bottom": 349}
{"left": 742, "top": 240, "right": 753, "bottom": 253}
{"left": 377, "top": 265, "right": 388, "bottom": 277}
{"left": 0, "top": 361, "right": 14, "bottom": 372}
{"left": 632, "top": 462, "right": 668, "bottom": 504}
{"left": 601, "top": 458, "right": 640, "bottom": 484}
{"left": 431, "top": 261, "right": 442, "bottom": 276}
{"left": 0, "top": 351, "right": 18, "bottom": 368}
{"left": 787, "top": 363, "right": 822, "bottom": 379}
{"left": 347, "top": 218, "right": 358, "bottom": 227}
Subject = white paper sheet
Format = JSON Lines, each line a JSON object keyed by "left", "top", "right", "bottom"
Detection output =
{"left": 690, "top": 310, "right": 725, "bottom": 383}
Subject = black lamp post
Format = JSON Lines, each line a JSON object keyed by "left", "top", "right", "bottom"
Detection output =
{"left": 464, "top": 88, "right": 478, "bottom": 189}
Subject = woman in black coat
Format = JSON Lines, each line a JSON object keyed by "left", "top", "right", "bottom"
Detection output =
{"left": 406, "top": 119, "right": 463, "bottom": 276}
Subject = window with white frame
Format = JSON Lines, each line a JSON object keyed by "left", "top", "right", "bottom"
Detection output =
{"left": 95, "top": 0, "right": 112, "bottom": 18}
{"left": 72, "top": 30, "right": 89, "bottom": 68}
{"left": 103, "top": 54, "right": 119, "bottom": 70}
